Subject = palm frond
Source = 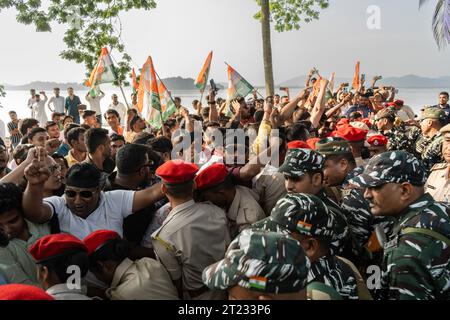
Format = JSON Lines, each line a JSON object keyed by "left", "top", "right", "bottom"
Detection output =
{"left": 419, "top": 0, "right": 433, "bottom": 8}
{"left": 431, "top": 0, "right": 450, "bottom": 49}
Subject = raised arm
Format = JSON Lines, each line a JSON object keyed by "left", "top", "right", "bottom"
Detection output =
{"left": 279, "top": 87, "right": 310, "bottom": 123}
{"left": 132, "top": 182, "right": 165, "bottom": 212}
{"left": 310, "top": 79, "right": 329, "bottom": 129}
{"left": 22, "top": 148, "right": 53, "bottom": 224}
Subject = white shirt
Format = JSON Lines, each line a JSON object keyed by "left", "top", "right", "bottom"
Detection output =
{"left": 0, "top": 118, "right": 5, "bottom": 140}
{"left": 48, "top": 96, "right": 65, "bottom": 114}
{"left": 86, "top": 92, "right": 105, "bottom": 114}
{"left": 43, "top": 190, "right": 135, "bottom": 239}
{"left": 32, "top": 96, "right": 48, "bottom": 125}
{"left": 46, "top": 283, "right": 91, "bottom": 300}
{"left": 108, "top": 102, "right": 127, "bottom": 125}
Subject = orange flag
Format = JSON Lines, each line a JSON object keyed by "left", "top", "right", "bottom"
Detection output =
{"left": 194, "top": 51, "right": 213, "bottom": 93}
{"left": 352, "top": 61, "right": 360, "bottom": 91}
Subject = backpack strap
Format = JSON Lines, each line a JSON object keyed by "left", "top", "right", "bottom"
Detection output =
{"left": 307, "top": 281, "right": 343, "bottom": 300}
{"left": 401, "top": 227, "right": 450, "bottom": 247}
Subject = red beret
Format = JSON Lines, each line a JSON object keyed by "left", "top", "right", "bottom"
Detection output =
{"left": 195, "top": 163, "right": 229, "bottom": 190}
{"left": 29, "top": 233, "right": 87, "bottom": 263}
{"left": 0, "top": 284, "right": 54, "bottom": 300}
{"left": 333, "top": 124, "right": 368, "bottom": 142}
{"left": 366, "top": 134, "right": 388, "bottom": 146}
{"left": 336, "top": 118, "right": 349, "bottom": 128}
{"left": 287, "top": 140, "right": 311, "bottom": 150}
{"left": 155, "top": 160, "right": 199, "bottom": 184}
{"left": 394, "top": 99, "right": 404, "bottom": 106}
{"left": 361, "top": 118, "right": 372, "bottom": 127}
{"left": 83, "top": 230, "right": 120, "bottom": 256}
{"left": 306, "top": 138, "right": 320, "bottom": 150}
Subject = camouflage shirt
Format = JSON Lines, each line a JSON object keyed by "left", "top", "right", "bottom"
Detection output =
{"left": 379, "top": 193, "right": 450, "bottom": 300}
{"left": 317, "top": 189, "right": 349, "bottom": 256}
{"left": 384, "top": 124, "right": 421, "bottom": 157}
{"left": 421, "top": 132, "right": 444, "bottom": 173}
{"left": 308, "top": 254, "right": 359, "bottom": 300}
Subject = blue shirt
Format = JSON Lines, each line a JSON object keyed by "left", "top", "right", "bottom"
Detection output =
{"left": 345, "top": 105, "right": 371, "bottom": 118}
{"left": 56, "top": 142, "right": 70, "bottom": 157}
{"left": 65, "top": 95, "right": 81, "bottom": 117}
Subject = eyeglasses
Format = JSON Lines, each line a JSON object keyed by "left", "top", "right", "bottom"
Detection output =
{"left": 64, "top": 189, "right": 96, "bottom": 199}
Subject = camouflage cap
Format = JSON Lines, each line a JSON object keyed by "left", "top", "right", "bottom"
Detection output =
{"left": 252, "top": 193, "right": 335, "bottom": 243}
{"left": 315, "top": 137, "right": 352, "bottom": 156}
{"left": 202, "top": 229, "right": 310, "bottom": 294}
{"left": 420, "top": 107, "right": 447, "bottom": 121}
{"left": 278, "top": 149, "right": 324, "bottom": 177}
{"left": 349, "top": 150, "right": 427, "bottom": 188}
{"left": 374, "top": 108, "right": 396, "bottom": 121}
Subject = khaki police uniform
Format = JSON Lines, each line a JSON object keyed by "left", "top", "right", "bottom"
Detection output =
{"left": 106, "top": 257, "right": 179, "bottom": 300}
{"left": 151, "top": 200, "right": 230, "bottom": 300}
{"left": 252, "top": 166, "right": 287, "bottom": 217}
{"left": 227, "top": 185, "right": 266, "bottom": 238}
{"left": 425, "top": 163, "right": 449, "bottom": 202}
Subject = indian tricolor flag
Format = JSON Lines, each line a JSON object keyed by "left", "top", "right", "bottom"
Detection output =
{"left": 226, "top": 64, "right": 254, "bottom": 101}
{"left": 248, "top": 276, "right": 267, "bottom": 290}
{"left": 85, "top": 47, "right": 117, "bottom": 96}
{"left": 352, "top": 61, "right": 360, "bottom": 91}
{"left": 158, "top": 80, "right": 176, "bottom": 121}
{"left": 194, "top": 51, "right": 213, "bottom": 93}
{"left": 137, "top": 56, "right": 163, "bottom": 130}
{"left": 296, "top": 221, "right": 312, "bottom": 234}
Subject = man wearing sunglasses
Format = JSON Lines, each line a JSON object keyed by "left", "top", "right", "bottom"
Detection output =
{"left": 21, "top": 147, "right": 164, "bottom": 240}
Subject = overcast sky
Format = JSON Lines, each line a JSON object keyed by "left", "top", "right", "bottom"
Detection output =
{"left": 0, "top": 0, "right": 448, "bottom": 85}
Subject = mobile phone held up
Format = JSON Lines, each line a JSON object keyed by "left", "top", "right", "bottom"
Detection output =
{"left": 210, "top": 79, "right": 219, "bottom": 94}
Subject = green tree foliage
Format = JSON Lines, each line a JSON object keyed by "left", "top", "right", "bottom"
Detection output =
{"left": 0, "top": 84, "right": 5, "bottom": 97}
{"left": 0, "top": 0, "right": 157, "bottom": 85}
{"left": 419, "top": 0, "right": 450, "bottom": 50}
{"left": 254, "top": 0, "right": 329, "bottom": 32}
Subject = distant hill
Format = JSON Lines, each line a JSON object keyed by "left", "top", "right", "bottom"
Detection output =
{"left": 3, "top": 77, "right": 225, "bottom": 91}
{"left": 279, "top": 74, "right": 450, "bottom": 88}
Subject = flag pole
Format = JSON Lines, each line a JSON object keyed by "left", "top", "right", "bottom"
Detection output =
{"left": 108, "top": 48, "right": 131, "bottom": 110}
{"left": 154, "top": 70, "right": 177, "bottom": 109}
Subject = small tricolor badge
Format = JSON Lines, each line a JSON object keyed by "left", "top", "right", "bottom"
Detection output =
{"left": 297, "top": 221, "right": 312, "bottom": 233}
{"left": 249, "top": 276, "right": 267, "bottom": 290}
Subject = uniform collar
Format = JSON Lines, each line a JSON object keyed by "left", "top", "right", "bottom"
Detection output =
{"left": 167, "top": 199, "right": 195, "bottom": 219}
{"left": 396, "top": 193, "right": 435, "bottom": 228}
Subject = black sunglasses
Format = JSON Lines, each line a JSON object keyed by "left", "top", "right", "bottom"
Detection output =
{"left": 65, "top": 189, "right": 96, "bottom": 199}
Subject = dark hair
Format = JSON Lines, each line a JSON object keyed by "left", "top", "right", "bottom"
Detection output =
{"left": 62, "top": 115, "right": 74, "bottom": 124}
{"left": 192, "top": 99, "right": 199, "bottom": 106}
{"left": 13, "top": 144, "right": 34, "bottom": 164}
{"left": 89, "top": 238, "right": 130, "bottom": 270}
{"left": 66, "top": 163, "right": 101, "bottom": 188}
{"left": 110, "top": 133, "right": 125, "bottom": 143}
{"left": 80, "top": 124, "right": 91, "bottom": 130}
{"left": 201, "top": 107, "right": 210, "bottom": 119}
{"left": 165, "top": 119, "right": 177, "bottom": 129}
{"left": 148, "top": 136, "right": 173, "bottom": 153}
{"left": 116, "top": 144, "right": 148, "bottom": 174}
{"left": 45, "top": 121, "right": 58, "bottom": 131}
{"left": 28, "top": 127, "right": 47, "bottom": 141}
{"left": 51, "top": 153, "right": 69, "bottom": 169}
{"left": 19, "top": 118, "right": 39, "bottom": 136}
{"left": 63, "top": 123, "right": 80, "bottom": 140}
{"left": 67, "top": 127, "right": 86, "bottom": 147}
{"left": 84, "top": 128, "right": 109, "bottom": 154}
{"left": 39, "top": 250, "right": 89, "bottom": 283}
{"left": 254, "top": 110, "right": 264, "bottom": 123}
{"left": 165, "top": 180, "right": 194, "bottom": 198}
{"left": 104, "top": 109, "right": 120, "bottom": 121}
{"left": 285, "top": 123, "right": 309, "bottom": 142}
{"left": 0, "top": 183, "right": 23, "bottom": 215}
{"left": 439, "top": 91, "right": 449, "bottom": 99}
{"left": 8, "top": 111, "right": 17, "bottom": 116}
{"left": 131, "top": 132, "right": 155, "bottom": 145}
{"left": 82, "top": 110, "right": 96, "bottom": 119}
{"left": 325, "top": 153, "right": 356, "bottom": 166}
{"left": 129, "top": 116, "right": 141, "bottom": 130}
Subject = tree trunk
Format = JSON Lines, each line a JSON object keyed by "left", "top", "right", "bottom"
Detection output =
{"left": 261, "top": 0, "right": 274, "bottom": 97}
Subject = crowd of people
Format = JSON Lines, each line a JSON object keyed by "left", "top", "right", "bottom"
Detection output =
{"left": 0, "top": 71, "right": 449, "bottom": 300}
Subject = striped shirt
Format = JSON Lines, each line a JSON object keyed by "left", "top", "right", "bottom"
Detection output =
{"left": 7, "top": 121, "right": 22, "bottom": 147}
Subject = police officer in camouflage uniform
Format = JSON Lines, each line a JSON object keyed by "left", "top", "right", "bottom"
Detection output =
{"left": 278, "top": 147, "right": 349, "bottom": 255}
{"left": 374, "top": 107, "right": 421, "bottom": 157}
{"left": 202, "top": 229, "right": 310, "bottom": 300}
{"left": 417, "top": 107, "right": 447, "bottom": 172}
{"left": 251, "top": 193, "right": 367, "bottom": 300}
{"left": 315, "top": 137, "right": 394, "bottom": 262}
{"left": 350, "top": 150, "right": 450, "bottom": 300}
